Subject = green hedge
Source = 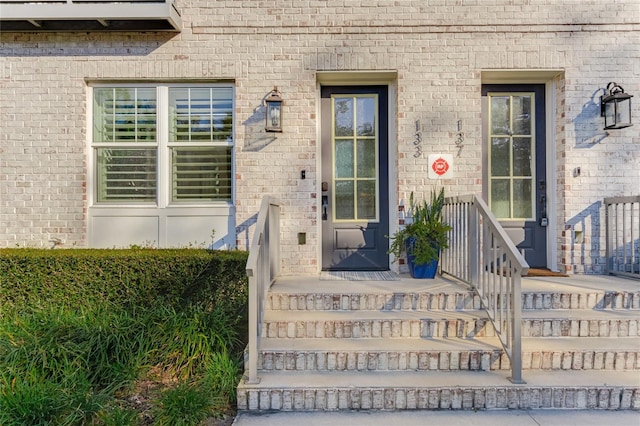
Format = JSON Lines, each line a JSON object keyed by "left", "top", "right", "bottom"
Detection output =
{"left": 0, "top": 249, "right": 249, "bottom": 315}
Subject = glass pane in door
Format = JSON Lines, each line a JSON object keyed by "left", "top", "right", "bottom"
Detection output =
{"left": 356, "top": 97, "right": 375, "bottom": 136}
{"left": 491, "top": 137, "right": 510, "bottom": 176}
{"left": 513, "top": 137, "right": 532, "bottom": 177}
{"left": 357, "top": 139, "right": 376, "bottom": 178}
{"left": 512, "top": 96, "right": 531, "bottom": 135}
{"left": 334, "top": 139, "right": 354, "bottom": 179}
{"left": 490, "top": 96, "right": 510, "bottom": 134}
{"left": 335, "top": 181, "right": 355, "bottom": 219}
{"left": 491, "top": 179, "right": 510, "bottom": 219}
{"left": 488, "top": 93, "right": 535, "bottom": 220}
{"left": 357, "top": 180, "right": 376, "bottom": 219}
{"left": 513, "top": 179, "right": 533, "bottom": 218}
{"left": 332, "top": 94, "right": 379, "bottom": 222}
{"left": 334, "top": 98, "right": 354, "bottom": 136}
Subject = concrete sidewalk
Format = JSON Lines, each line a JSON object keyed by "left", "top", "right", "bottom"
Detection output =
{"left": 233, "top": 410, "right": 640, "bottom": 426}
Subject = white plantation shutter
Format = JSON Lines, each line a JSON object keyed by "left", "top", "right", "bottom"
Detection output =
{"left": 93, "top": 88, "right": 157, "bottom": 202}
{"left": 169, "top": 87, "right": 233, "bottom": 202}
{"left": 169, "top": 87, "right": 233, "bottom": 142}
{"left": 96, "top": 148, "right": 157, "bottom": 201}
{"left": 94, "top": 87, "right": 156, "bottom": 142}
{"left": 171, "top": 147, "right": 232, "bottom": 201}
{"left": 92, "top": 85, "right": 234, "bottom": 204}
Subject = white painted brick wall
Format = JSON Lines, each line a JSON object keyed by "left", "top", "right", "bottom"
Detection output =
{"left": 0, "top": 1, "right": 638, "bottom": 274}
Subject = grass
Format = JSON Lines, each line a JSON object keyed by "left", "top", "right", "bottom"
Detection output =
{"left": 0, "top": 302, "right": 245, "bottom": 425}
{"left": 153, "top": 382, "right": 214, "bottom": 426}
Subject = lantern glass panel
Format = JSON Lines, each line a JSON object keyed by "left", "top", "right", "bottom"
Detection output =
{"left": 604, "top": 101, "right": 616, "bottom": 129}
{"left": 266, "top": 101, "right": 282, "bottom": 132}
{"left": 616, "top": 99, "right": 632, "bottom": 127}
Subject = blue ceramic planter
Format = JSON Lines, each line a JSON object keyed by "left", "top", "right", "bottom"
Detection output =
{"left": 406, "top": 238, "right": 439, "bottom": 279}
{"left": 406, "top": 253, "right": 438, "bottom": 279}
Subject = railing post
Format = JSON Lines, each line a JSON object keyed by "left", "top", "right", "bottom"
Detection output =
{"left": 509, "top": 273, "right": 524, "bottom": 384}
{"left": 605, "top": 201, "right": 612, "bottom": 275}
{"left": 246, "top": 272, "right": 259, "bottom": 384}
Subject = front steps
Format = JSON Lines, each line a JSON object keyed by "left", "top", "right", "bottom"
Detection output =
{"left": 237, "top": 274, "right": 640, "bottom": 411}
{"left": 239, "top": 371, "right": 638, "bottom": 411}
{"left": 256, "top": 337, "right": 639, "bottom": 372}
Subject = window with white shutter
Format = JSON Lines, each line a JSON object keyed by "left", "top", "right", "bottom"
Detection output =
{"left": 93, "top": 87, "right": 157, "bottom": 202}
{"left": 169, "top": 87, "right": 233, "bottom": 202}
{"left": 91, "top": 84, "right": 234, "bottom": 205}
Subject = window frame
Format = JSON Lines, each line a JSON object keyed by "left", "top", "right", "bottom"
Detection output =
{"left": 88, "top": 82, "right": 235, "bottom": 208}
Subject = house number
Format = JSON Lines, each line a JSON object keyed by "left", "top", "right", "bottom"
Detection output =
{"left": 413, "top": 120, "right": 422, "bottom": 158}
{"left": 455, "top": 119, "right": 464, "bottom": 156}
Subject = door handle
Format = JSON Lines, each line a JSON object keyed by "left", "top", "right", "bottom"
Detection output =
{"left": 322, "top": 196, "right": 328, "bottom": 221}
{"left": 539, "top": 189, "right": 548, "bottom": 227}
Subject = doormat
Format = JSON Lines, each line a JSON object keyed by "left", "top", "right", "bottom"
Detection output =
{"left": 320, "top": 271, "right": 400, "bottom": 281}
{"left": 525, "top": 268, "right": 569, "bottom": 277}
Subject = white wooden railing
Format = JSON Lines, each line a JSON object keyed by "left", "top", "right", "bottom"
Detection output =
{"left": 605, "top": 195, "right": 640, "bottom": 280}
{"left": 441, "top": 194, "right": 529, "bottom": 384}
{"left": 245, "top": 196, "right": 281, "bottom": 384}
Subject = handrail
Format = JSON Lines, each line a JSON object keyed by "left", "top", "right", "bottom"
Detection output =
{"left": 245, "top": 195, "right": 281, "bottom": 384}
{"left": 605, "top": 195, "right": 640, "bottom": 280}
{"left": 442, "top": 194, "right": 529, "bottom": 384}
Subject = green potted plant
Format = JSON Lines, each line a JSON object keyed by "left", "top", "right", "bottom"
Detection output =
{"left": 388, "top": 188, "right": 452, "bottom": 278}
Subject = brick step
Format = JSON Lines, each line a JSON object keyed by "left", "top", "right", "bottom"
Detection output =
{"left": 267, "top": 291, "right": 483, "bottom": 312}
{"left": 267, "top": 290, "right": 640, "bottom": 311}
{"left": 521, "top": 337, "right": 640, "bottom": 371}
{"left": 262, "top": 310, "right": 494, "bottom": 339}
{"left": 262, "top": 309, "right": 637, "bottom": 339}
{"left": 237, "top": 370, "right": 640, "bottom": 411}
{"left": 522, "top": 291, "right": 640, "bottom": 310}
{"left": 522, "top": 309, "right": 640, "bottom": 337}
{"left": 256, "top": 337, "right": 640, "bottom": 372}
{"left": 269, "top": 275, "right": 640, "bottom": 311}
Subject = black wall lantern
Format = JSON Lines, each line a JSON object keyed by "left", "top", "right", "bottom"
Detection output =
{"left": 265, "top": 86, "right": 283, "bottom": 132}
{"left": 601, "top": 82, "right": 633, "bottom": 130}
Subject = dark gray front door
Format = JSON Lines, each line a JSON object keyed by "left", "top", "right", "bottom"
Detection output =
{"left": 482, "top": 84, "right": 547, "bottom": 268}
{"left": 321, "top": 86, "right": 389, "bottom": 271}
